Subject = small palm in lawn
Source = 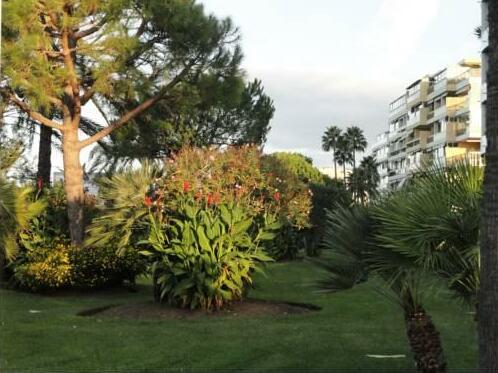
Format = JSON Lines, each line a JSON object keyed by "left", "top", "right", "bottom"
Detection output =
{"left": 334, "top": 135, "right": 353, "bottom": 180}
{"left": 316, "top": 204, "right": 447, "bottom": 373}
{"left": 375, "top": 162, "right": 482, "bottom": 308}
{"left": 321, "top": 126, "right": 342, "bottom": 180}
{"left": 345, "top": 126, "right": 367, "bottom": 170}
{"left": 317, "top": 162, "right": 483, "bottom": 373}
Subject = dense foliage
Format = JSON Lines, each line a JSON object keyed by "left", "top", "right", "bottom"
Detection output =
{"left": 13, "top": 243, "right": 144, "bottom": 292}
{"left": 9, "top": 184, "right": 145, "bottom": 291}
{"left": 142, "top": 202, "right": 273, "bottom": 310}
{"left": 86, "top": 146, "right": 313, "bottom": 309}
{"left": 317, "top": 162, "right": 483, "bottom": 372}
{"left": 263, "top": 152, "right": 351, "bottom": 256}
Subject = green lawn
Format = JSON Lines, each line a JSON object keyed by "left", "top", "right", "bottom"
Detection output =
{"left": 0, "top": 259, "right": 477, "bottom": 372}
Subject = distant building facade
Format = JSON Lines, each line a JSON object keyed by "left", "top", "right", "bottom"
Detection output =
{"left": 372, "top": 59, "right": 482, "bottom": 190}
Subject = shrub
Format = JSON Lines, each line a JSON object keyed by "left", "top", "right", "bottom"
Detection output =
{"left": 13, "top": 243, "right": 145, "bottom": 292}
{"left": 87, "top": 146, "right": 312, "bottom": 261}
{"left": 13, "top": 243, "right": 72, "bottom": 291}
{"left": 142, "top": 201, "right": 274, "bottom": 310}
{"left": 262, "top": 152, "right": 352, "bottom": 258}
{"left": 69, "top": 246, "right": 145, "bottom": 289}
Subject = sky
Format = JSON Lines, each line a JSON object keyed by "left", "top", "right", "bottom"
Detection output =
{"left": 199, "top": 0, "right": 482, "bottom": 167}
{"left": 30, "top": 0, "right": 482, "bottom": 173}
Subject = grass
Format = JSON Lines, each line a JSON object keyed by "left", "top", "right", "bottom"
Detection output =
{"left": 0, "top": 259, "right": 477, "bottom": 373}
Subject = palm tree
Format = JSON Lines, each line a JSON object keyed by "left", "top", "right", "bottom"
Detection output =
{"left": 479, "top": 1, "right": 498, "bottom": 370}
{"left": 0, "top": 145, "right": 45, "bottom": 281}
{"left": 334, "top": 135, "right": 353, "bottom": 180}
{"left": 318, "top": 162, "right": 484, "bottom": 372}
{"left": 321, "top": 126, "right": 342, "bottom": 180}
{"left": 360, "top": 156, "right": 380, "bottom": 198}
{"left": 344, "top": 126, "right": 367, "bottom": 170}
{"left": 374, "top": 162, "right": 482, "bottom": 308}
{"left": 317, "top": 204, "right": 447, "bottom": 372}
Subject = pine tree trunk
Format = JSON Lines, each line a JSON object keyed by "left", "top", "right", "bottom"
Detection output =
{"left": 63, "top": 128, "right": 85, "bottom": 245}
{"left": 479, "top": 1, "right": 498, "bottom": 370}
{"left": 405, "top": 308, "right": 447, "bottom": 373}
{"left": 37, "top": 124, "right": 52, "bottom": 188}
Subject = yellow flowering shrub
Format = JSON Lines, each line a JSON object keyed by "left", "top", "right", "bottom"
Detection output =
{"left": 14, "top": 244, "right": 73, "bottom": 291}
{"left": 14, "top": 244, "right": 145, "bottom": 292}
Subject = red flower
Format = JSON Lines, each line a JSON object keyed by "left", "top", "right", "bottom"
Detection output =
{"left": 183, "top": 181, "right": 191, "bottom": 193}
{"left": 206, "top": 193, "right": 214, "bottom": 206}
{"left": 144, "top": 196, "right": 153, "bottom": 207}
{"left": 37, "top": 176, "right": 43, "bottom": 191}
{"left": 273, "top": 192, "right": 281, "bottom": 202}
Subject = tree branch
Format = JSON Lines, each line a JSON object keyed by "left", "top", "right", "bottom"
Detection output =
{"left": 3, "top": 92, "right": 64, "bottom": 131}
{"left": 73, "top": 17, "right": 107, "bottom": 40}
{"left": 77, "top": 94, "right": 163, "bottom": 149}
{"left": 77, "top": 58, "right": 198, "bottom": 149}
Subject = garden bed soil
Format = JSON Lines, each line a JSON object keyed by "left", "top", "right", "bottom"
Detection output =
{"left": 77, "top": 299, "right": 321, "bottom": 319}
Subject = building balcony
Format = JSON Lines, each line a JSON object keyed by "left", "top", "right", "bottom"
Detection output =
{"left": 407, "top": 89, "right": 422, "bottom": 107}
{"left": 427, "top": 79, "right": 456, "bottom": 101}
{"left": 406, "top": 108, "right": 429, "bottom": 129}
{"left": 389, "top": 98, "right": 408, "bottom": 119}
{"left": 427, "top": 106, "right": 447, "bottom": 123}
{"left": 454, "top": 99, "right": 470, "bottom": 117}
{"left": 447, "top": 151, "right": 483, "bottom": 167}
{"left": 455, "top": 72, "right": 470, "bottom": 94}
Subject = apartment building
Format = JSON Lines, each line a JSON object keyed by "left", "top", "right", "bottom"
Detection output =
{"left": 372, "top": 59, "right": 482, "bottom": 189}
{"left": 481, "top": 0, "right": 489, "bottom": 153}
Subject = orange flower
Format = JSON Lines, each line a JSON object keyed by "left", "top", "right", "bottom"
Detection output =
{"left": 206, "top": 193, "right": 214, "bottom": 206}
{"left": 144, "top": 196, "right": 153, "bottom": 207}
{"left": 183, "top": 181, "right": 191, "bottom": 193}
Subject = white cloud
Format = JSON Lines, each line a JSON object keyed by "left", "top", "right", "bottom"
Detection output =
{"left": 256, "top": 67, "right": 396, "bottom": 167}
{"left": 357, "top": 0, "right": 442, "bottom": 79}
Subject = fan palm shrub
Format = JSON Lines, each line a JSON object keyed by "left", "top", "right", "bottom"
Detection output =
{"left": 317, "top": 204, "right": 447, "bottom": 373}
{"left": 318, "top": 161, "right": 483, "bottom": 372}
{"left": 0, "top": 144, "right": 45, "bottom": 280}
{"left": 374, "top": 161, "right": 482, "bottom": 308}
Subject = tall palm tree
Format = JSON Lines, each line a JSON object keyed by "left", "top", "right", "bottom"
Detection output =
{"left": 360, "top": 156, "right": 380, "bottom": 198}
{"left": 344, "top": 126, "right": 367, "bottom": 170}
{"left": 321, "top": 126, "right": 342, "bottom": 180}
{"left": 347, "top": 156, "right": 379, "bottom": 205}
{"left": 334, "top": 135, "right": 353, "bottom": 180}
{"left": 479, "top": 1, "right": 498, "bottom": 370}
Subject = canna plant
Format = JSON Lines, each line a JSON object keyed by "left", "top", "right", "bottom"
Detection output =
{"left": 140, "top": 200, "right": 275, "bottom": 310}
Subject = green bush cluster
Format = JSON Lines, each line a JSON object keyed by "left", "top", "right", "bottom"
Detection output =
{"left": 10, "top": 183, "right": 145, "bottom": 292}
{"left": 263, "top": 152, "right": 351, "bottom": 257}
{"left": 88, "top": 146, "right": 311, "bottom": 309}
{"left": 13, "top": 243, "right": 145, "bottom": 292}
{"left": 143, "top": 201, "right": 274, "bottom": 310}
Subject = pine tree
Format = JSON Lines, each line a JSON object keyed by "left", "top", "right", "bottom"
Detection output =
{"left": 1, "top": 0, "right": 243, "bottom": 244}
